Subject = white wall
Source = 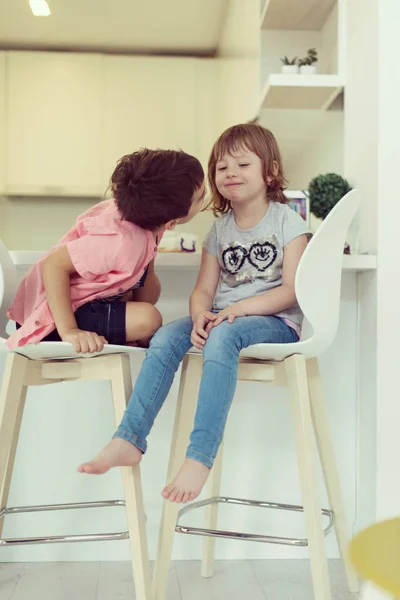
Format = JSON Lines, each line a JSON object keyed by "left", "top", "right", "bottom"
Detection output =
{"left": 285, "top": 110, "right": 344, "bottom": 189}
{"left": 320, "top": 3, "right": 339, "bottom": 75}
{"left": 217, "top": 0, "right": 260, "bottom": 127}
{"left": 270, "top": 109, "right": 344, "bottom": 233}
{"left": 375, "top": 0, "right": 400, "bottom": 522}
{"left": 344, "top": 0, "right": 379, "bottom": 537}
{"left": 344, "top": 0, "right": 378, "bottom": 254}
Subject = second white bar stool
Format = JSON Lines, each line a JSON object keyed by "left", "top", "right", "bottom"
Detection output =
{"left": 153, "top": 190, "right": 362, "bottom": 600}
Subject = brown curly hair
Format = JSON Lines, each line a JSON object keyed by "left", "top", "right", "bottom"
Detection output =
{"left": 111, "top": 149, "right": 204, "bottom": 230}
{"left": 207, "top": 123, "right": 288, "bottom": 217}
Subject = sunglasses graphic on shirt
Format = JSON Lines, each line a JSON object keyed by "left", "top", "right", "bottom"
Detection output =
{"left": 222, "top": 241, "right": 278, "bottom": 275}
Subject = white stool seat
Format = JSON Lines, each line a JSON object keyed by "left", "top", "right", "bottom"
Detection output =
{"left": 0, "top": 337, "right": 145, "bottom": 361}
{"left": 189, "top": 334, "right": 316, "bottom": 362}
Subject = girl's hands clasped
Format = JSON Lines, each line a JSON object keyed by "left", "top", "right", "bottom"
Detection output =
{"left": 191, "top": 303, "right": 247, "bottom": 349}
{"left": 211, "top": 302, "right": 247, "bottom": 327}
{"left": 190, "top": 311, "right": 217, "bottom": 349}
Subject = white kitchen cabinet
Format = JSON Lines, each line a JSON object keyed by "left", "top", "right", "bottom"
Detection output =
{"left": 193, "top": 58, "right": 220, "bottom": 168}
{"left": 0, "top": 52, "right": 5, "bottom": 195}
{"left": 6, "top": 51, "right": 103, "bottom": 196}
{"left": 103, "top": 55, "right": 197, "bottom": 188}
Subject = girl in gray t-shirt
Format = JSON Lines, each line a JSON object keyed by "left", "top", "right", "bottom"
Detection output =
{"left": 79, "top": 124, "right": 309, "bottom": 507}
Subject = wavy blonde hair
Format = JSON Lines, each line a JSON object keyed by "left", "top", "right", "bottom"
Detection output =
{"left": 207, "top": 123, "right": 288, "bottom": 217}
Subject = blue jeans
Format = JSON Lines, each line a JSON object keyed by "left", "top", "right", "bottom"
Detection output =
{"left": 114, "top": 315, "right": 298, "bottom": 468}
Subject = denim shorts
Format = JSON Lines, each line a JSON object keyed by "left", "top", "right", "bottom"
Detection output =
{"left": 18, "top": 300, "right": 127, "bottom": 345}
{"left": 22, "top": 267, "right": 150, "bottom": 345}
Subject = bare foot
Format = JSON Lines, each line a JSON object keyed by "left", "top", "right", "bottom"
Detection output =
{"left": 161, "top": 458, "right": 210, "bottom": 504}
{"left": 77, "top": 438, "right": 143, "bottom": 474}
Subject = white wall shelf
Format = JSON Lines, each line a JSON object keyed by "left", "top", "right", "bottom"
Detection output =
{"left": 157, "top": 252, "right": 377, "bottom": 272}
{"left": 261, "top": 0, "right": 337, "bottom": 31}
{"left": 10, "top": 251, "right": 377, "bottom": 273}
{"left": 259, "top": 73, "right": 344, "bottom": 111}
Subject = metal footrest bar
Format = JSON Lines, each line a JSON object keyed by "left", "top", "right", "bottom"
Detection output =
{"left": 176, "top": 496, "right": 334, "bottom": 547}
{"left": 0, "top": 500, "right": 129, "bottom": 547}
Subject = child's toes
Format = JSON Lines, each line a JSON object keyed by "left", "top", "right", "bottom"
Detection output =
{"left": 168, "top": 488, "right": 180, "bottom": 502}
{"left": 182, "top": 491, "right": 191, "bottom": 504}
{"left": 161, "top": 484, "right": 174, "bottom": 499}
{"left": 165, "top": 487, "right": 178, "bottom": 502}
{"left": 174, "top": 490, "right": 185, "bottom": 503}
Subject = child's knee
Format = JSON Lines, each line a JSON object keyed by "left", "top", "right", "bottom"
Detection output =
{"left": 203, "top": 324, "right": 240, "bottom": 360}
{"left": 139, "top": 304, "right": 163, "bottom": 335}
{"left": 126, "top": 302, "right": 163, "bottom": 342}
{"left": 149, "top": 316, "right": 193, "bottom": 351}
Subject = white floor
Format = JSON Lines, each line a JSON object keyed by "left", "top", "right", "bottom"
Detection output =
{"left": 0, "top": 559, "right": 359, "bottom": 599}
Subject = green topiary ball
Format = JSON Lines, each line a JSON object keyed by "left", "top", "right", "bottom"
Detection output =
{"left": 308, "top": 173, "right": 352, "bottom": 220}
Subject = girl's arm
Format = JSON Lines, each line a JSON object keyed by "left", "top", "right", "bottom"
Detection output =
{"left": 212, "top": 234, "right": 308, "bottom": 326}
{"left": 190, "top": 249, "right": 221, "bottom": 318}
{"left": 42, "top": 246, "right": 106, "bottom": 352}
{"left": 189, "top": 249, "right": 221, "bottom": 348}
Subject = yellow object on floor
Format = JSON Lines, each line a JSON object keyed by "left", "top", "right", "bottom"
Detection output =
{"left": 349, "top": 517, "right": 400, "bottom": 597}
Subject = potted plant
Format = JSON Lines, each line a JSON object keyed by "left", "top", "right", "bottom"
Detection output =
{"left": 298, "top": 48, "right": 318, "bottom": 74}
{"left": 308, "top": 172, "right": 356, "bottom": 251}
{"left": 280, "top": 56, "right": 298, "bottom": 74}
{"left": 308, "top": 173, "right": 352, "bottom": 220}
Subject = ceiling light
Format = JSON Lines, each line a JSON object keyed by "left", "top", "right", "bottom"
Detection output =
{"left": 29, "top": 0, "right": 51, "bottom": 17}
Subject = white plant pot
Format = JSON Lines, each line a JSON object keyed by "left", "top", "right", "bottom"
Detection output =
{"left": 281, "top": 65, "right": 299, "bottom": 74}
{"left": 299, "top": 65, "right": 317, "bottom": 75}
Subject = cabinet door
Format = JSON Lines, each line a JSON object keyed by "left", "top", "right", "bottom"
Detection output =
{"left": 103, "top": 55, "right": 196, "bottom": 188}
{"left": 7, "top": 51, "right": 103, "bottom": 196}
{"left": 0, "top": 52, "right": 5, "bottom": 194}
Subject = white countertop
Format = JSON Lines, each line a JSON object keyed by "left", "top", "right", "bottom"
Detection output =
{"left": 10, "top": 251, "right": 377, "bottom": 271}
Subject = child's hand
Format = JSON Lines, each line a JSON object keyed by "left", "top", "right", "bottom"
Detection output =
{"left": 190, "top": 311, "right": 217, "bottom": 349}
{"left": 212, "top": 303, "right": 247, "bottom": 328}
{"left": 61, "top": 328, "right": 108, "bottom": 353}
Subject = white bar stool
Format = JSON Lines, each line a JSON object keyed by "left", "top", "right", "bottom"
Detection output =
{"left": 153, "top": 190, "right": 362, "bottom": 600}
{"left": 0, "top": 239, "right": 153, "bottom": 600}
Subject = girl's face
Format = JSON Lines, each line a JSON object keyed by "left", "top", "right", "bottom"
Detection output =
{"left": 215, "top": 148, "right": 267, "bottom": 206}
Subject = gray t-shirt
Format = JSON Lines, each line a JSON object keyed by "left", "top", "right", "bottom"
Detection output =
{"left": 202, "top": 202, "right": 309, "bottom": 329}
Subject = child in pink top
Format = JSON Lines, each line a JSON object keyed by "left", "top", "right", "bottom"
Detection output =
{"left": 7, "top": 149, "right": 205, "bottom": 352}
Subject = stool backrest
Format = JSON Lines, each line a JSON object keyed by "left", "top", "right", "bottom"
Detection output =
{"left": 0, "top": 238, "right": 20, "bottom": 339}
{"left": 295, "top": 189, "right": 361, "bottom": 350}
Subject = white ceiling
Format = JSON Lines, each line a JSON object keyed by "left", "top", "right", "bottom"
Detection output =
{"left": 0, "top": 0, "right": 229, "bottom": 55}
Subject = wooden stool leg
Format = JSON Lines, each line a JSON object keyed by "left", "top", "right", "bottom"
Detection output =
{"left": 109, "top": 354, "right": 152, "bottom": 600}
{"left": 153, "top": 353, "right": 202, "bottom": 600}
{"left": 285, "top": 354, "right": 331, "bottom": 600}
{"left": 0, "top": 353, "right": 29, "bottom": 537}
{"left": 307, "top": 357, "right": 359, "bottom": 593}
{"left": 201, "top": 440, "right": 224, "bottom": 578}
